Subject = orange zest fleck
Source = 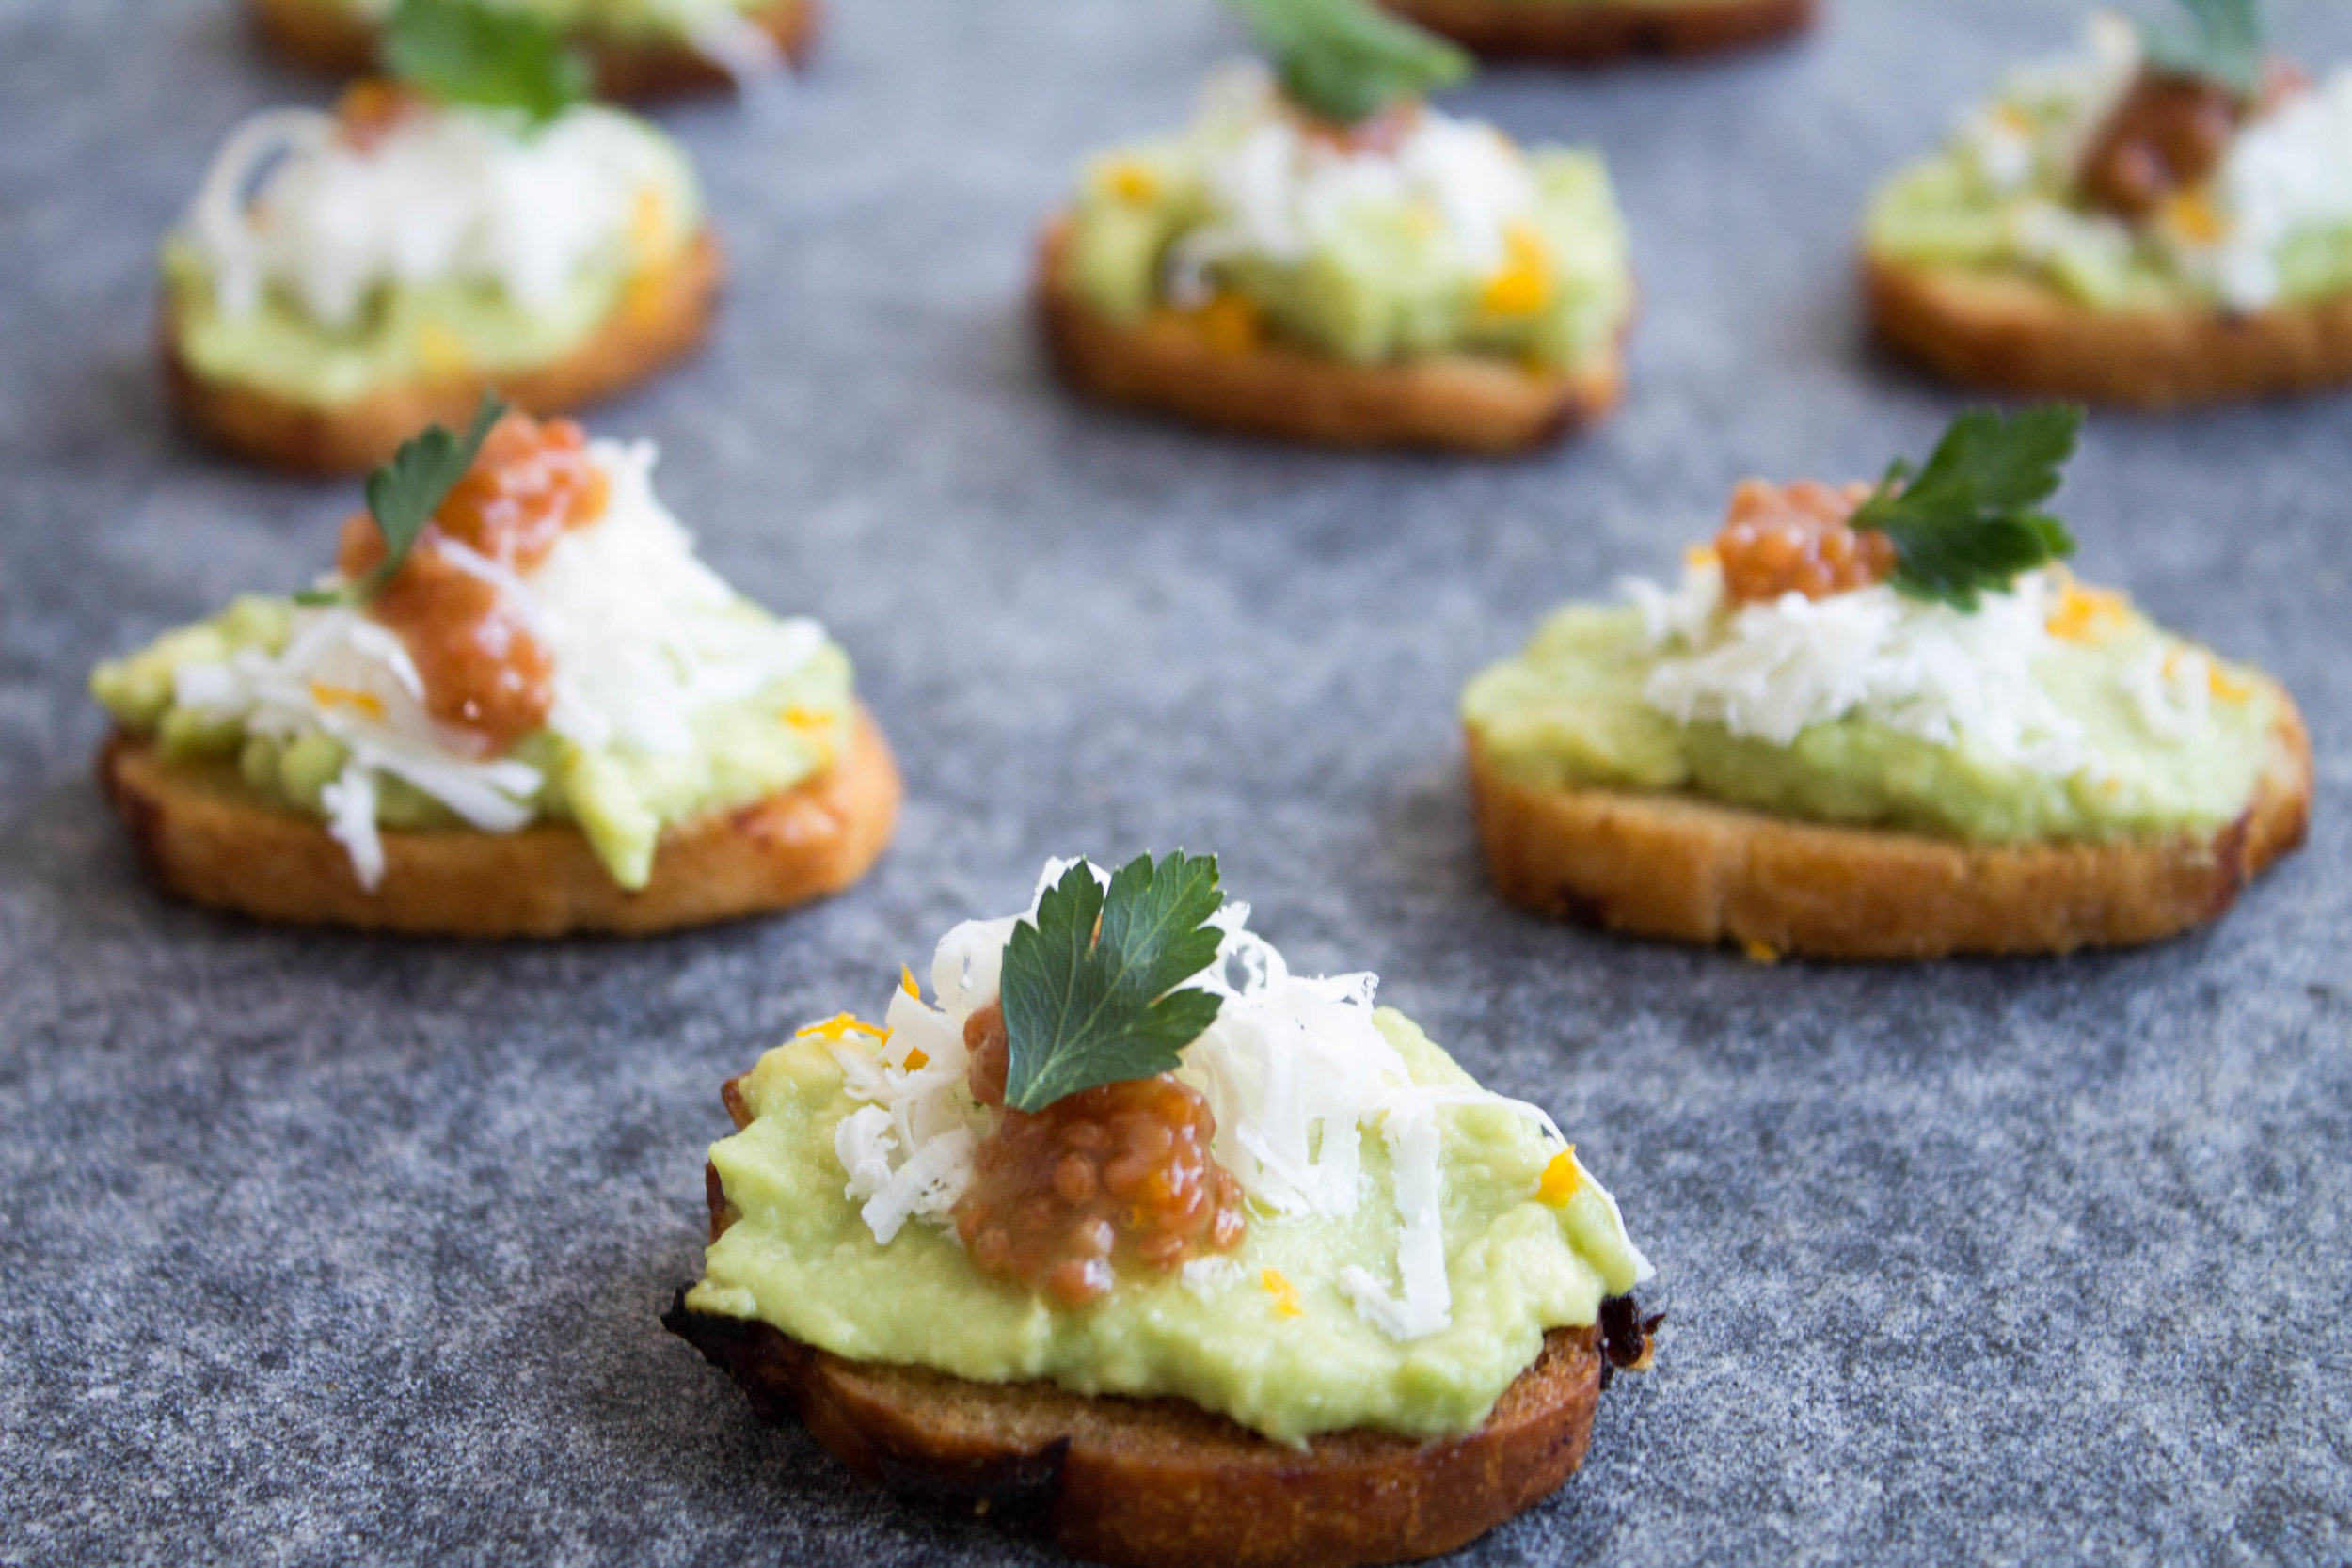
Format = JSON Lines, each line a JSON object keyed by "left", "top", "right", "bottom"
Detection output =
{"left": 900, "top": 965, "right": 921, "bottom": 999}
{"left": 2208, "top": 662, "right": 2253, "bottom": 703}
{"left": 1260, "top": 1268, "right": 1304, "bottom": 1318}
{"left": 1536, "top": 1148, "right": 1582, "bottom": 1206}
{"left": 308, "top": 681, "right": 385, "bottom": 720}
{"left": 1478, "top": 223, "right": 1552, "bottom": 317}
{"left": 1105, "top": 160, "right": 1160, "bottom": 205}
{"left": 796, "top": 1012, "right": 891, "bottom": 1047}
{"left": 1742, "top": 939, "right": 1782, "bottom": 965}
{"left": 2045, "top": 573, "right": 2133, "bottom": 642}
{"left": 2161, "top": 187, "right": 2229, "bottom": 245}
{"left": 901, "top": 1047, "right": 930, "bottom": 1070}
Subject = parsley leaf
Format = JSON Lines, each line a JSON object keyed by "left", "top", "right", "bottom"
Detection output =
{"left": 295, "top": 391, "right": 506, "bottom": 607}
{"left": 1229, "top": 0, "right": 1470, "bottom": 127}
{"left": 2141, "top": 0, "right": 2265, "bottom": 98}
{"left": 384, "top": 0, "right": 592, "bottom": 125}
{"left": 998, "top": 853, "right": 1228, "bottom": 1114}
{"left": 1850, "top": 404, "right": 2083, "bottom": 610}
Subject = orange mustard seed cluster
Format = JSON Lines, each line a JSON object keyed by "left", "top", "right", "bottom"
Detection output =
{"left": 953, "top": 1002, "right": 1247, "bottom": 1307}
{"left": 1714, "top": 478, "right": 1895, "bottom": 606}
{"left": 338, "top": 413, "right": 610, "bottom": 752}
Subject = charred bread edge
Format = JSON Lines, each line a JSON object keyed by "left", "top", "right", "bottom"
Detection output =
{"left": 1466, "top": 691, "right": 2312, "bottom": 958}
{"left": 1035, "top": 218, "right": 1629, "bottom": 453}
{"left": 97, "top": 705, "right": 899, "bottom": 936}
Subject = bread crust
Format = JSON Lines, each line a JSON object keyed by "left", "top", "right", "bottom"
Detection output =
{"left": 163, "top": 230, "right": 724, "bottom": 477}
{"left": 1382, "top": 0, "right": 1816, "bottom": 60}
{"left": 1864, "top": 247, "right": 2352, "bottom": 407}
{"left": 1466, "top": 690, "right": 2312, "bottom": 958}
{"left": 246, "top": 0, "right": 819, "bottom": 97}
{"left": 96, "top": 708, "right": 899, "bottom": 937}
{"left": 1036, "top": 219, "right": 1627, "bottom": 453}
{"left": 667, "top": 1146, "right": 1612, "bottom": 1568}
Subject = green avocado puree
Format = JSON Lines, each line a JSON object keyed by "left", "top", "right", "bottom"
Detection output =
{"left": 1464, "top": 603, "right": 2280, "bottom": 844}
{"left": 1864, "top": 78, "right": 2352, "bottom": 311}
{"left": 163, "top": 134, "right": 700, "bottom": 408}
{"left": 89, "top": 594, "right": 851, "bottom": 890}
{"left": 687, "top": 1011, "right": 1648, "bottom": 1446}
{"left": 1067, "top": 140, "right": 1631, "bottom": 372}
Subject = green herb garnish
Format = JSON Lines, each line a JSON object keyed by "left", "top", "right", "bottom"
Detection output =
{"left": 1850, "top": 404, "right": 2083, "bottom": 610}
{"left": 997, "top": 853, "right": 1228, "bottom": 1114}
{"left": 2141, "top": 0, "right": 2265, "bottom": 98}
{"left": 296, "top": 391, "right": 506, "bottom": 607}
{"left": 1229, "top": 0, "right": 1470, "bottom": 127}
{"left": 384, "top": 0, "right": 592, "bottom": 125}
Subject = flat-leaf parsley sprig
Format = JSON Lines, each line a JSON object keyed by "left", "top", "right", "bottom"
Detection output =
{"left": 296, "top": 390, "right": 506, "bottom": 607}
{"left": 1851, "top": 404, "right": 2083, "bottom": 611}
{"left": 385, "top": 0, "right": 593, "bottom": 126}
{"left": 2142, "top": 0, "right": 2265, "bottom": 99}
{"left": 1229, "top": 0, "right": 1470, "bottom": 128}
{"left": 997, "top": 852, "right": 1229, "bottom": 1114}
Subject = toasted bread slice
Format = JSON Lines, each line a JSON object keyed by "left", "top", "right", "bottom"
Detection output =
{"left": 164, "top": 230, "right": 723, "bottom": 477}
{"left": 1864, "top": 248, "right": 2352, "bottom": 407}
{"left": 246, "top": 0, "right": 818, "bottom": 97}
{"left": 1382, "top": 0, "right": 1815, "bottom": 60}
{"left": 1466, "top": 691, "right": 2312, "bottom": 958}
{"left": 1036, "top": 220, "right": 1627, "bottom": 453}
{"left": 97, "top": 707, "right": 899, "bottom": 936}
{"left": 669, "top": 1136, "right": 1633, "bottom": 1568}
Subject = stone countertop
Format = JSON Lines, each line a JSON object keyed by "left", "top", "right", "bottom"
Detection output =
{"left": 3, "top": 0, "right": 2347, "bottom": 1561}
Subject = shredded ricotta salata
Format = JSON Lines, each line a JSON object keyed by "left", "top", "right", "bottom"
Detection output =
{"left": 184, "top": 101, "right": 690, "bottom": 327}
{"left": 1159, "top": 61, "right": 1543, "bottom": 306}
{"left": 822, "top": 859, "right": 1652, "bottom": 1343}
{"left": 1627, "top": 557, "right": 2094, "bottom": 774}
{"left": 167, "top": 440, "right": 828, "bottom": 887}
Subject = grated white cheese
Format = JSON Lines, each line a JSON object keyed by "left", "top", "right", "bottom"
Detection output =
{"left": 1160, "top": 61, "right": 1538, "bottom": 306}
{"left": 2204, "top": 68, "right": 2352, "bottom": 310}
{"left": 184, "top": 100, "right": 687, "bottom": 326}
{"left": 825, "top": 858, "right": 1653, "bottom": 1342}
{"left": 1628, "top": 558, "right": 2093, "bottom": 775}
{"left": 166, "top": 439, "right": 827, "bottom": 886}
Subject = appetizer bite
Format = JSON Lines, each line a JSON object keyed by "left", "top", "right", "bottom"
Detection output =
{"left": 1866, "top": 2, "right": 2352, "bottom": 404}
{"left": 1462, "top": 406, "right": 2310, "bottom": 958}
{"left": 1040, "top": 0, "right": 1637, "bottom": 452}
{"left": 1379, "top": 0, "right": 1816, "bottom": 64}
{"left": 251, "top": 0, "right": 813, "bottom": 99}
{"left": 666, "top": 853, "right": 1657, "bottom": 1566}
{"left": 167, "top": 0, "right": 721, "bottom": 474}
{"left": 91, "top": 399, "right": 898, "bottom": 936}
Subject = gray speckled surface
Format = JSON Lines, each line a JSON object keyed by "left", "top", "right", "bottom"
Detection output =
{"left": 4, "top": 0, "right": 2350, "bottom": 1562}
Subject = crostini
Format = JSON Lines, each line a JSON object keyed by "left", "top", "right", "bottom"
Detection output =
{"left": 1865, "top": 3, "right": 2352, "bottom": 404}
{"left": 1461, "top": 405, "right": 2311, "bottom": 958}
{"left": 251, "top": 0, "right": 815, "bottom": 99}
{"left": 91, "top": 399, "right": 898, "bottom": 936}
{"left": 167, "top": 1, "right": 721, "bottom": 474}
{"left": 1040, "top": 0, "right": 1636, "bottom": 452}
{"left": 1379, "top": 0, "right": 1816, "bottom": 63}
{"left": 666, "top": 852, "right": 1657, "bottom": 1566}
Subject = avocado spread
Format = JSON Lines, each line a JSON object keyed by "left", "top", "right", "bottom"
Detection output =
{"left": 165, "top": 123, "right": 702, "bottom": 408}
{"left": 1464, "top": 594, "right": 2281, "bottom": 845}
{"left": 1065, "top": 68, "right": 1632, "bottom": 372}
{"left": 90, "top": 592, "right": 851, "bottom": 890}
{"left": 1866, "top": 24, "right": 2352, "bottom": 312}
{"left": 688, "top": 1008, "right": 1648, "bottom": 1446}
